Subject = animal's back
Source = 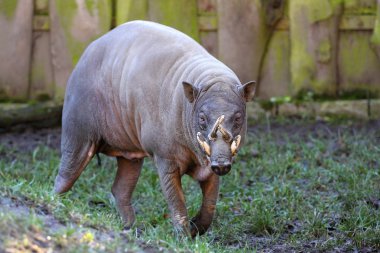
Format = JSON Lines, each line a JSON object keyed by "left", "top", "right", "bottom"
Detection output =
{"left": 62, "top": 21, "right": 225, "bottom": 155}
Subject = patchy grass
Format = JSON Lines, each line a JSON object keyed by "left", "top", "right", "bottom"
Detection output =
{"left": 0, "top": 119, "right": 379, "bottom": 252}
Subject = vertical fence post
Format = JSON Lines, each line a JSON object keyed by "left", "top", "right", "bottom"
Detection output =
{"left": 0, "top": 1, "right": 33, "bottom": 101}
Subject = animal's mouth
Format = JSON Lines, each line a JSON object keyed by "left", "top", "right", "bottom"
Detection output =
{"left": 196, "top": 115, "right": 241, "bottom": 158}
{"left": 196, "top": 115, "right": 242, "bottom": 176}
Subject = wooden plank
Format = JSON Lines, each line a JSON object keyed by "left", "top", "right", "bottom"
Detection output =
{"left": 275, "top": 16, "right": 377, "bottom": 31}
{"left": 34, "top": 0, "right": 49, "bottom": 15}
{"left": 218, "top": 0, "right": 285, "bottom": 85}
{"left": 218, "top": 0, "right": 266, "bottom": 84}
{"left": 116, "top": 0, "right": 148, "bottom": 25}
{"left": 340, "top": 15, "right": 376, "bottom": 30}
{"left": 289, "top": 0, "right": 341, "bottom": 96}
{"left": 49, "top": 0, "right": 111, "bottom": 101}
{"left": 338, "top": 31, "right": 380, "bottom": 94}
{"left": 274, "top": 18, "right": 289, "bottom": 30}
{"left": 259, "top": 31, "right": 290, "bottom": 99}
{"left": 200, "top": 31, "right": 218, "bottom": 57}
{"left": 148, "top": 0, "right": 199, "bottom": 41}
{"left": 0, "top": 1, "right": 33, "bottom": 101}
{"left": 33, "top": 15, "right": 49, "bottom": 31}
{"left": 198, "top": 15, "right": 217, "bottom": 31}
{"left": 30, "top": 31, "right": 54, "bottom": 101}
{"left": 197, "top": 0, "right": 217, "bottom": 15}
{"left": 0, "top": 102, "right": 62, "bottom": 128}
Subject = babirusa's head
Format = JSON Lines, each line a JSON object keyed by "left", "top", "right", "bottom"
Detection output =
{"left": 183, "top": 80, "right": 256, "bottom": 176}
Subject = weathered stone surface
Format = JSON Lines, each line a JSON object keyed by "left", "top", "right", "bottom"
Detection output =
{"left": 49, "top": 0, "right": 111, "bottom": 101}
{"left": 0, "top": 0, "right": 33, "bottom": 100}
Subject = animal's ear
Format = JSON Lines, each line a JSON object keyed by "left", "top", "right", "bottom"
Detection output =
{"left": 182, "top": 81, "right": 199, "bottom": 103}
{"left": 238, "top": 81, "right": 256, "bottom": 102}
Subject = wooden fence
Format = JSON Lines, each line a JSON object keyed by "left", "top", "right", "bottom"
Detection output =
{"left": 0, "top": 0, "right": 379, "bottom": 103}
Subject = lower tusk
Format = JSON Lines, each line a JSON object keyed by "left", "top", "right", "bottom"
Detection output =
{"left": 231, "top": 135, "right": 241, "bottom": 155}
{"left": 197, "top": 132, "right": 211, "bottom": 156}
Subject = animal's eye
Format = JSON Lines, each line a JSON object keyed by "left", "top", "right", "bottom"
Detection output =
{"left": 233, "top": 113, "right": 243, "bottom": 129}
{"left": 199, "top": 113, "right": 207, "bottom": 130}
{"left": 234, "top": 113, "right": 242, "bottom": 124}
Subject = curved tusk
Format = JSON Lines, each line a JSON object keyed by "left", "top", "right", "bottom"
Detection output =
{"left": 231, "top": 135, "right": 241, "bottom": 155}
{"left": 218, "top": 124, "right": 231, "bottom": 141}
{"left": 209, "top": 115, "right": 225, "bottom": 140}
{"left": 197, "top": 132, "right": 211, "bottom": 156}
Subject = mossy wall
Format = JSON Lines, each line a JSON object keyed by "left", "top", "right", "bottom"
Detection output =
{"left": 259, "top": 31, "right": 290, "bottom": 98}
{"left": 339, "top": 31, "right": 380, "bottom": 93}
{"left": 49, "top": 0, "right": 111, "bottom": 101}
{"left": 116, "top": 0, "right": 199, "bottom": 41}
{"left": 289, "top": 0, "right": 341, "bottom": 96}
{"left": 0, "top": 0, "right": 33, "bottom": 101}
{"left": 0, "top": 0, "right": 379, "bottom": 103}
{"left": 259, "top": 0, "right": 380, "bottom": 98}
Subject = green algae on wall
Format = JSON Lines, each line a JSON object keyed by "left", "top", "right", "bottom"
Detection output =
{"left": 116, "top": 0, "right": 147, "bottom": 25}
{"left": 0, "top": 0, "right": 33, "bottom": 101}
{"left": 339, "top": 31, "right": 380, "bottom": 93}
{"left": 289, "top": 0, "right": 341, "bottom": 96}
{"left": 54, "top": 0, "right": 111, "bottom": 66}
{"left": 371, "top": 0, "right": 380, "bottom": 47}
{"left": 343, "top": 0, "right": 377, "bottom": 15}
{"left": 117, "top": 0, "right": 199, "bottom": 41}
{"left": 148, "top": 0, "right": 199, "bottom": 41}
{"left": 259, "top": 31, "right": 291, "bottom": 99}
{"left": 50, "top": 0, "right": 111, "bottom": 101}
{"left": 0, "top": 0, "right": 17, "bottom": 19}
{"left": 289, "top": 2, "right": 316, "bottom": 94}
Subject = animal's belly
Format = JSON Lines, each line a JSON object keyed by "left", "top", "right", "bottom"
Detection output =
{"left": 99, "top": 144, "right": 149, "bottom": 160}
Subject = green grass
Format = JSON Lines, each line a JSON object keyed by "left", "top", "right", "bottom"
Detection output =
{"left": 0, "top": 119, "right": 379, "bottom": 252}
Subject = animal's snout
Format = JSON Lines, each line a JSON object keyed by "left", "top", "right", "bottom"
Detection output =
{"left": 211, "top": 161, "right": 231, "bottom": 176}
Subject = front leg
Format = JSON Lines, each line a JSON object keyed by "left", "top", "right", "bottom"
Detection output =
{"left": 155, "top": 157, "right": 190, "bottom": 236}
{"left": 191, "top": 173, "right": 219, "bottom": 237}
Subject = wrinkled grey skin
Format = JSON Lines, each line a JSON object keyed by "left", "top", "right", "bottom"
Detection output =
{"left": 54, "top": 21, "right": 255, "bottom": 237}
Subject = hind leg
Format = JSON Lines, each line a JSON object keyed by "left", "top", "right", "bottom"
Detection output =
{"left": 112, "top": 157, "right": 143, "bottom": 228}
{"left": 54, "top": 141, "right": 96, "bottom": 194}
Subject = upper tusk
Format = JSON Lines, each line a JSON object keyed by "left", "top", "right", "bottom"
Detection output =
{"left": 231, "top": 135, "right": 241, "bottom": 155}
{"left": 197, "top": 132, "right": 211, "bottom": 156}
{"left": 218, "top": 124, "right": 231, "bottom": 141}
{"left": 209, "top": 115, "right": 225, "bottom": 140}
